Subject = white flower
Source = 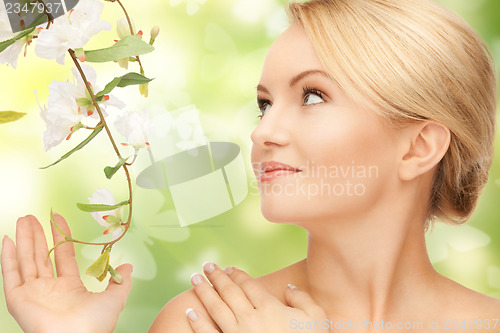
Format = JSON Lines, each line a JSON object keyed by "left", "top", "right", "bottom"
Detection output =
{"left": 89, "top": 188, "right": 126, "bottom": 241}
{"left": 0, "top": 5, "right": 42, "bottom": 68}
{"left": 170, "top": 0, "right": 207, "bottom": 15}
{"left": 35, "top": 0, "right": 111, "bottom": 65}
{"left": 114, "top": 111, "right": 153, "bottom": 150}
{"left": 39, "top": 64, "right": 124, "bottom": 151}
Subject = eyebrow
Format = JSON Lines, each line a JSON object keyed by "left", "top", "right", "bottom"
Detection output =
{"left": 256, "top": 69, "right": 332, "bottom": 94}
{"left": 289, "top": 69, "right": 332, "bottom": 87}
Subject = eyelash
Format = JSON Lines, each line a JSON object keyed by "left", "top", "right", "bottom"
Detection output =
{"left": 256, "top": 86, "right": 327, "bottom": 119}
{"left": 256, "top": 98, "right": 271, "bottom": 119}
{"left": 302, "top": 86, "right": 325, "bottom": 103}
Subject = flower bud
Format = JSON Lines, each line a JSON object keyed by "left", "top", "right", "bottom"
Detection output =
{"left": 108, "top": 265, "right": 123, "bottom": 284}
{"left": 149, "top": 26, "right": 160, "bottom": 45}
{"left": 139, "top": 83, "right": 149, "bottom": 98}
{"left": 117, "top": 17, "right": 134, "bottom": 40}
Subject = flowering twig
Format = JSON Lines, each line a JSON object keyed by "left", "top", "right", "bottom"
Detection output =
{"left": 67, "top": 48, "right": 133, "bottom": 251}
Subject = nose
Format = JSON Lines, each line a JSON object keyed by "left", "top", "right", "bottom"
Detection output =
{"left": 250, "top": 103, "right": 291, "bottom": 149}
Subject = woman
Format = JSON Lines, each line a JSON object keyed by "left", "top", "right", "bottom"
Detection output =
{"left": 2, "top": 0, "right": 499, "bottom": 332}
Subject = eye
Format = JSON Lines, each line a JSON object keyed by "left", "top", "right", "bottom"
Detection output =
{"left": 257, "top": 98, "right": 271, "bottom": 119}
{"left": 303, "top": 87, "right": 325, "bottom": 106}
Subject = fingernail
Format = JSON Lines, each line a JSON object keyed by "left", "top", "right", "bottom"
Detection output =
{"left": 190, "top": 273, "right": 203, "bottom": 286}
{"left": 130, "top": 265, "right": 134, "bottom": 273}
{"left": 224, "top": 266, "right": 233, "bottom": 275}
{"left": 202, "top": 261, "right": 215, "bottom": 274}
{"left": 186, "top": 308, "right": 198, "bottom": 321}
{"left": 288, "top": 283, "right": 298, "bottom": 290}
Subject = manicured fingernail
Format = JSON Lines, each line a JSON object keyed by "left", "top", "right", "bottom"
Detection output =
{"left": 288, "top": 283, "right": 298, "bottom": 290}
{"left": 224, "top": 266, "right": 233, "bottom": 275}
{"left": 202, "top": 261, "right": 215, "bottom": 274}
{"left": 186, "top": 308, "right": 198, "bottom": 321}
{"left": 190, "top": 273, "right": 203, "bottom": 286}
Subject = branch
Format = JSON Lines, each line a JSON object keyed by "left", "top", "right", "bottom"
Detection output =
{"left": 67, "top": 48, "right": 134, "bottom": 248}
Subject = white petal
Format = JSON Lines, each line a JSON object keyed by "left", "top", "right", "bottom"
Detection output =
{"left": 102, "top": 95, "right": 126, "bottom": 110}
{"left": 88, "top": 188, "right": 117, "bottom": 226}
{"left": 72, "top": 64, "right": 97, "bottom": 90}
{"left": 0, "top": 39, "right": 24, "bottom": 68}
{"left": 111, "top": 228, "right": 124, "bottom": 241}
{"left": 41, "top": 111, "right": 80, "bottom": 151}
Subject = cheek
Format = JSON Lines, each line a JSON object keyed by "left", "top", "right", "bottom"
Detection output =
{"left": 291, "top": 113, "right": 398, "bottom": 213}
{"left": 304, "top": 110, "right": 395, "bottom": 169}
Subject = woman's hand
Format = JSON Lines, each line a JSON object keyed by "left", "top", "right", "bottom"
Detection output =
{"left": 185, "top": 262, "right": 329, "bottom": 332}
{"left": 1, "top": 214, "right": 133, "bottom": 333}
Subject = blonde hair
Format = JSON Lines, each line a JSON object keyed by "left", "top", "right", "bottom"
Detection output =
{"left": 287, "top": 0, "right": 497, "bottom": 225}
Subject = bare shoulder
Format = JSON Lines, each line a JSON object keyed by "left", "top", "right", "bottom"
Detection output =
{"left": 255, "top": 259, "right": 307, "bottom": 303}
{"left": 435, "top": 274, "right": 500, "bottom": 318}
{"left": 148, "top": 259, "right": 306, "bottom": 332}
{"left": 148, "top": 288, "right": 217, "bottom": 333}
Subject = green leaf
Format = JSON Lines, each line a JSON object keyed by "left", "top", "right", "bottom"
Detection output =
{"left": 104, "top": 156, "right": 130, "bottom": 179}
{"left": 26, "top": 13, "right": 48, "bottom": 30}
{"left": 85, "top": 248, "right": 111, "bottom": 281}
{"left": 0, "top": 111, "right": 26, "bottom": 124}
{"left": 40, "top": 126, "right": 103, "bottom": 169}
{"left": 95, "top": 73, "right": 154, "bottom": 100}
{"left": 76, "top": 200, "right": 129, "bottom": 213}
{"left": 50, "top": 209, "right": 69, "bottom": 237}
{"left": 84, "top": 35, "right": 154, "bottom": 63}
{"left": 0, "top": 27, "right": 36, "bottom": 53}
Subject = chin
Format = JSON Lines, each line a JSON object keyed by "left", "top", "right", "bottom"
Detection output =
{"left": 260, "top": 197, "right": 302, "bottom": 224}
{"left": 259, "top": 195, "right": 322, "bottom": 224}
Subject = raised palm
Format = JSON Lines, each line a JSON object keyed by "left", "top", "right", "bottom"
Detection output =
{"left": 1, "top": 214, "right": 132, "bottom": 333}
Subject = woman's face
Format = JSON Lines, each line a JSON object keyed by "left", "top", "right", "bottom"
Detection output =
{"left": 250, "top": 23, "right": 401, "bottom": 225}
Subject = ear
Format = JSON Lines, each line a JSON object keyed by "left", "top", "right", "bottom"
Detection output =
{"left": 399, "top": 121, "right": 450, "bottom": 181}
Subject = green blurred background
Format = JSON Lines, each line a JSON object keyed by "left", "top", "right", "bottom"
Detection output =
{"left": 0, "top": 0, "right": 499, "bottom": 331}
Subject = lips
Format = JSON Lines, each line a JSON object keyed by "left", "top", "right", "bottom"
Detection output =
{"left": 259, "top": 161, "right": 302, "bottom": 182}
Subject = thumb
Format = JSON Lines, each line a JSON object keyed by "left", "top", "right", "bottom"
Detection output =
{"left": 104, "top": 264, "right": 133, "bottom": 307}
{"left": 284, "top": 284, "right": 326, "bottom": 318}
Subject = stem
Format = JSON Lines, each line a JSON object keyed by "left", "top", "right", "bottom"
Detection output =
{"left": 84, "top": 123, "right": 104, "bottom": 130}
{"left": 116, "top": 0, "right": 134, "bottom": 36}
{"left": 36, "top": 0, "right": 54, "bottom": 29}
{"left": 67, "top": 48, "right": 133, "bottom": 248}
{"left": 125, "top": 153, "right": 138, "bottom": 166}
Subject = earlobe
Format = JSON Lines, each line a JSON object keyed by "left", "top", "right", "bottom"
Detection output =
{"left": 399, "top": 121, "right": 450, "bottom": 181}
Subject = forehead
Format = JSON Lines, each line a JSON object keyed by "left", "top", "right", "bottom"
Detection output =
{"left": 260, "top": 23, "right": 325, "bottom": 82}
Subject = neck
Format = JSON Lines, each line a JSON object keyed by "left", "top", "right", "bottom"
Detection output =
{"left": 298, "top": 197, "right": 438, "bottom": 322}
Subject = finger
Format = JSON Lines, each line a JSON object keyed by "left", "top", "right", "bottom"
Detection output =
{"left": 103, "top": 264, "right": 133, "bottom": 309}
{"left": 191, "top": 272, "right": 236, "bottom": 332}
{"left": 16, "top": 216, "right": 37, "bottom": 282}
{"left": 30, "top": 216, "right": 53, "bottom": 278}
{"left": 186, "top": 308, "right": 221, "bottom": 333}
{"left": 202, "top": 262, "right": 254, "bottom": 314}
{"left": 284, "top": 284, "right": 326, "bottom": 318}
{"left": 224, "top": 266, "right": 278, "bottom": 309}
{"left": 1, "top": 236, "right": 22, "bottom": 295}
{"left": 50, "top": 213, "right": 79, "bottom": 277}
